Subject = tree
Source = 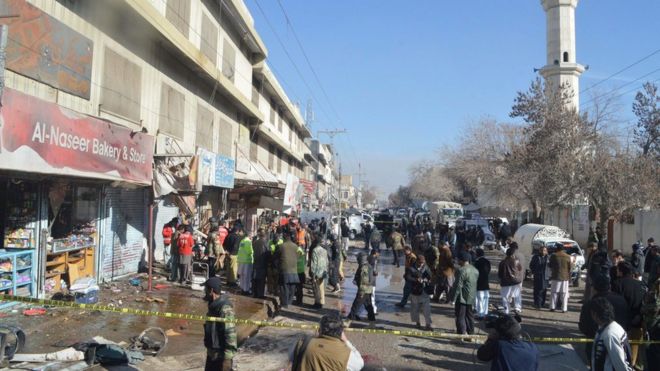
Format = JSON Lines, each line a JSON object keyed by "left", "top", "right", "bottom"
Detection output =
{"left": 388, "top": 186, "right": 413, "bottom": 208}
{"left": 407, "top": 161, "right": 462, "bottom": 202}
{"left": 632, "top": 82, "right": 660, "bottom": 158}
{"left": 361, "top": 186, "right": 378, "bottom": 207}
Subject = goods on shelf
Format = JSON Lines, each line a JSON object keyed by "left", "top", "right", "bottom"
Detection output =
{"left": 49, "top": 222, "right": 97, "bottom": 253}
{"left": 3, "top": 182, "right": 37, "bottom": 249}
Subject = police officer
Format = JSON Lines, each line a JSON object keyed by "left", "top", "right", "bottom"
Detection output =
{"left": 203, "top": 277, "right": 237, "bottom": 370}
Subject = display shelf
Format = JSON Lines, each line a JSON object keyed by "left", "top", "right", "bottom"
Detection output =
{"left": 0, "top": 250, "right": 35, "bottom": 309}
{"left": 44, "top": 246, "right": 94, "bottom": 294}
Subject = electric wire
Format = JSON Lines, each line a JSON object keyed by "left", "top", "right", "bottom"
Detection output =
{"left": 580, "top": 47, "right": 660, "bottom": 94}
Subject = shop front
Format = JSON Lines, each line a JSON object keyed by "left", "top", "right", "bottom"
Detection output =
{"left": 0, "top": 88, "right": 154, "bottom": 298}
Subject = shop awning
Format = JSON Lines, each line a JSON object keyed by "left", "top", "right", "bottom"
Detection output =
{"left": 234, "top": 147, "right": 283, "bottom": 190}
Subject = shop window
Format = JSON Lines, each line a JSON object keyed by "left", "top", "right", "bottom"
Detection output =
{"left": 1, "top": 180, "right": 39, "bottom": 249}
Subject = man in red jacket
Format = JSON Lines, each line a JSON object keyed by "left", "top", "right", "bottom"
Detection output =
{"left": 177, "top": 225, "right": 194, "bottom": 285}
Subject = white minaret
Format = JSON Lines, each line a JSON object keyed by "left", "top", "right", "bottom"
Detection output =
{"left": 539, "top": 0, "right": 585, "bottom": 111}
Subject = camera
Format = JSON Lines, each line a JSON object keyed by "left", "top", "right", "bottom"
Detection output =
{"left": 484, "top": 312, "right": 522, "bottom": 329}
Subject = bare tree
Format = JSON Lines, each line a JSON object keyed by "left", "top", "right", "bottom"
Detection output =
{"left": 388, "top": 186, "right": 413, "bottom": 208}
{"left": 407, "top": 161, "right": 462, "bottom": 202}
{"left": 361, "top": 186, "right": 378, "bottom": 207}
{"left": 632, "top": 82, "right": 660, "bottom": 158}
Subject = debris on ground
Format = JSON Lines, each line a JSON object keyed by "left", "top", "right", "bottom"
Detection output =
{"left": 22, "top": 308, "right": 47, "bottom": 316}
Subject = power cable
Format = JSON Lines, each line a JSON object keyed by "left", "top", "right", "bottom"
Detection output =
{"left": 251, "top": 0, "right": 334, "bottom": 127}
{"left": 275, "top": 0, "right": 343, "bottom": 123}
{"left": 580, "top": 47, "right": 660, "bottom": 94}
{"left": 580, "top": 66, "right": 660, "bottom": 110}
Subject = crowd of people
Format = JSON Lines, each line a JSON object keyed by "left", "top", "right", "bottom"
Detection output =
{"left": 163, "top": 212, "right": 660, "bottom": 371}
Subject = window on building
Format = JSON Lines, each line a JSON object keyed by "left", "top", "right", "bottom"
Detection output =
{"left": 166, "top": 0, "right": 191, "bottom": 38}
{"left": 218, "top": 117, "right": 233, "bottom": 157}
{"left": 278, "top": 109, "right": 283, "bottom": 132}
{"left": 288, "top": 122, "right": 294, "bottom": 143}
{"left": 101, "top": 48, "right": 142, "bottom": 122}
{"left": 249, "top": 134, "right": 258, "bottom": 162}
{"left": 563, "top": 52, "right": 569, "bottom": 62}
{"left": 200, "top": 13, "right": 218, "bottom": 66}
{"left": 196, "top": 104, "right": 214, "bottom": 150}
{"left": 252, "top": 79, "right": 261, "bottom": 106}
{"left": 222, "top": 39, "right": 236, "bottom": 82}
{"left": 277, "top": 149, "right": 283, "bottom": 173}
{"left": 269, "top": 99, "right": 276, "bottom": 124}
{"left": 159, "top": 83, "right": 185, "bottom": 139}
{"left": 268, "top": 144, "right": 275, "bottom": 171}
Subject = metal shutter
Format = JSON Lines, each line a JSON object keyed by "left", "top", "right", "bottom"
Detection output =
{"left": 100, "top": 187, "right": 147, "bottom": 281}
{"left": 154, "top": 195, "right": 180, "bottom": 263}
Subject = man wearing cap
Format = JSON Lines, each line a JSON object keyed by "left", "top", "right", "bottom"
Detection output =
{"left": 450, "top": 251, "right": 479, "bottom": 339}
{"left": 549, "top": 242, "right": 573, "bottom": 313}
{"left": 203, "top": 277, "right": 237, "bottom": 371}
{"left": 477, "top": 314, "right": 539, "bottom": 370}
{"left": 289, "top": 313, "right": 364, "bottom": 371}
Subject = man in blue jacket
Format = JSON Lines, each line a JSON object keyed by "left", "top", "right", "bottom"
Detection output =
{"left": 477, "top": 314, "right": 539, "bottom": 371}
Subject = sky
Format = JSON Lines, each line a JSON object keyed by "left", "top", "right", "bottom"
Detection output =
{"left": 244, "top": 0, "right": 660, "bottom": 197}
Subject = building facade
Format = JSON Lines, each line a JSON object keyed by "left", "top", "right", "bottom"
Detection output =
{"left": 0, "top": 0, "right": 336, "bottom": 300}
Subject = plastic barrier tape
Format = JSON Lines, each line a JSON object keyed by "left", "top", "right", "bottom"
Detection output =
{"left": 0, "top": 294, "right": 656, "bottom": 345}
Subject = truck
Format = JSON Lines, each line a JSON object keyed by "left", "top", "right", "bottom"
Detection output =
{"left": 428, "top": 201, "right": 463, "bottom": 228}
{"left": 513, "top": 223, "right": 585, "bottom": 286}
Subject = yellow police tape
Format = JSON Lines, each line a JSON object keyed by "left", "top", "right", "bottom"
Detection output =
{"left": 0, "top": 294, "right": 656, "bottom": 345}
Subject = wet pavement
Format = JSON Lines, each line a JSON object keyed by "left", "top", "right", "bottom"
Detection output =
{"left": 1, "top": 270, "right": 272, "bottom": 370}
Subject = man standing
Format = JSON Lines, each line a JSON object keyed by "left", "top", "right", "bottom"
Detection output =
{"left": 613, "top": 262, "right": 646, "bottom": 368}
{"left": 370, "top": 227, "right": 382, "bottom": 253}
{"left": 498, "top": 245, "right": 524, "bottom": 314}
{"left": 368, "top": 249, "right": 380, "bottom": 314}
{"left": 162, "top": 218, "right": 177, "bottom": 267}
{"left": 450, "top": 252, "right": 479, "bottom": 339}
{"left": 177, "top": 225, "right": 194, "bottom": 285}
{"left": 549, "top": 243, "right": 572, "bottom": 313}
{"left": 223, "top": 228, "right": 241, "bottom": 287}
{"left": 631, "top": 243, "right": 645, "bottom": 280}
{"left": 267, "top": 232, "right": 283, "bottom": 296}
{"left": 295, "top": 238, "right": 307, "bottom": 306}
{"left": 590, "top": 297, "right": 634, "bottom": 371}
{"left": 363, "top": 221, "right": 373, "bottom": 250}
{"left": 276, "top": 232, "right": 301, "bottom": 308}
{"left": 237, "top": 230, "right": 254, "bottom": 295}
{"left": 583, "top": 242, "right": 599, "bottom": 300}
{"left": 252, "top": 229, "right": 269, "bottom": 298}
{"left": 474, "top": 248, "right": 491, "bottom": 319}
{"left": 435, "top": 241, "right": 455, "bottom": 303}
{"left": 390, "top": 228, "right": 405, "bottom": 267}
{"left": 289, "top": 313, "right": 364, "bottom": 371}
{"left": 340, "top": 220, "right": 351, "bottom": 252}
{"left": 203, "top": 277, "right": 237, "bottom": 371}
{"left": 424, "top": 243, "right": 440, "bottom": 302}
{"left": 206, "top": 224, "right": 226, "bottom": 278}
{"left": 310, "top": 235, "right": 328, "bottom": 309}
{"left": 396, "top": 246, "right": 417, "bottom": 308}
{"left": 406, "top": 255, "right": 433, "bottom": 330}
{"left": 529, "top": 246, "right": 550, "bottom": 310}
{"left": 346, "top": 252, "right": 377, "bottom": 326}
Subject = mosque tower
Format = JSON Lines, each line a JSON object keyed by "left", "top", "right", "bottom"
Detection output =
{"left": 539, "top": 0, "right": 585, "bottom": 111}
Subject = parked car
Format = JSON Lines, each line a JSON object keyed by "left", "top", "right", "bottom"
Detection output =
{"left": 513, "top": 224, "right": 585, "bottom": 286}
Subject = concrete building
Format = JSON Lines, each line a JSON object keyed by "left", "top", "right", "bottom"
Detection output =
{"left": 0, "top": 0, "right": 323, "bottom": 298}
{"left": 539, "top": 0, "right": 585, "bottom": 110}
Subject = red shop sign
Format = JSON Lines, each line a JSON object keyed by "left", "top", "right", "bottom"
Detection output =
{"left": 0, "top": 88, "right": 154, "bottom": 185}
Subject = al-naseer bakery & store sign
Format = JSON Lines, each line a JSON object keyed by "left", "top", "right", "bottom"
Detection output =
{"left": 0, "top": 88, "right": 154, "bottom": 185}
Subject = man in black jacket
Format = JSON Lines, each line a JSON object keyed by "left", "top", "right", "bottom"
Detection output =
{"left": 579, "top": 275, "right": 630, "bottom": 363}
{"left": 529, "top": 246, "right": 550, "bottom": 309}
{"left": 223, "top": 228, "right": 241, "bottom": 287}
{"left": 498, "top": 245, "right": 523, "bottom": 314}
{"left": 473, "top": 249, "right": 491, "bottom": 319}
{"left": 252, "top": 228, "right": 270, "bottom": 299}
{"left": 613, "top": 262, "right": 646, "bottom": 367}
{"left": 203, "top": 277, "right": 237, "bottom": 371}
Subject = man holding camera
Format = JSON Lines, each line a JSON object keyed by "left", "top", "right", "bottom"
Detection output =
{"left": 477, "top": 314, "right": 539, "bottom": 371}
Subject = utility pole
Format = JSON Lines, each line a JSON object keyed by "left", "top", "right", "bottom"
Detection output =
{"left": 318, "top": 129, "right": 346, "bottom": 234}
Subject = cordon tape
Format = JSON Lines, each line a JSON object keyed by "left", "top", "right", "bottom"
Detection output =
{"left": 1, "top": 294, "right": 657, "bottom": 345}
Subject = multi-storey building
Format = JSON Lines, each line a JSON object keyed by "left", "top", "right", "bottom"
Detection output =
{"left": 0, "top": 0, "right": 329, "bottom": 299}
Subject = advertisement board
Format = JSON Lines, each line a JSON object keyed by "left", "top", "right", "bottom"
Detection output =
{"left": 0, "top": 88, "right": 154, "bottom": 184}
{"left": 197, "top": 148, "right": 235, "bottom": 189}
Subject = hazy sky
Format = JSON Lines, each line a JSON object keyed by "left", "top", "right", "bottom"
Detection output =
{"left": 245, "top": 0, "right": 660, "bottom": 197}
